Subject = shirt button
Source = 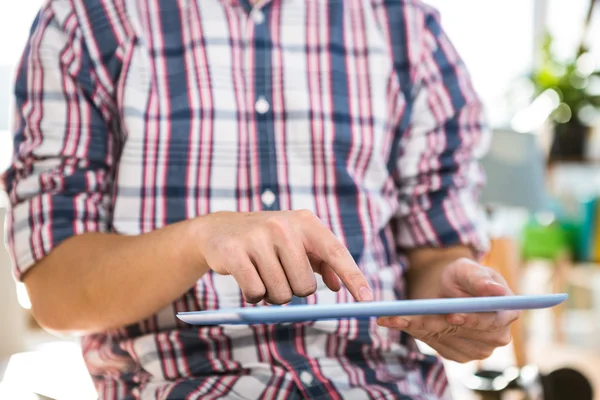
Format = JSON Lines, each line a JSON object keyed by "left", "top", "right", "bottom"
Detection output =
{"left": 300, "top": 370, "right": 314, "bottom": 386}
{"left": 261, "top": 189, "right": 276, "bottom": 207}
{"left": 255, "top": 96, "right": 270, "bottom": 114}
{"left": 252, "top": 10, "right": 265, "bottom": 24}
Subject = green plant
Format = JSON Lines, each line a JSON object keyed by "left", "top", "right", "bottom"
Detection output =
{"left": 528, "top": 32, "right": 600, "bottom": 127}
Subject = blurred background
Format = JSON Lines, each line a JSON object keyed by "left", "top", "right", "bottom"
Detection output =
{"left": 2, "top": 1, "right": 600, "bottom": 399}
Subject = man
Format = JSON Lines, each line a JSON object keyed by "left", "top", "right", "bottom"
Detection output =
{"left": 2, "top": 0, "right": 517, "bottom": 398}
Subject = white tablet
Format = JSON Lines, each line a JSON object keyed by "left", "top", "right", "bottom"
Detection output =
{"left": 177, "top": 293, "right": 567, "bottom": 326}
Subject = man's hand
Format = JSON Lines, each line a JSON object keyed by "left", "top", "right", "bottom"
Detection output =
{"left": 25, "top": 209, "right": 372, "bottom": 334}
{"left": 377, "top": 257, "right": 519, "bottom": 363}
{"left": 197, "top": 210, "right": 373, "bottom": 305}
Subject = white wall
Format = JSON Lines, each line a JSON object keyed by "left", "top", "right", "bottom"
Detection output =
{"left": 0, "top": 66, "right": 12, "bottom": 131}
{"left": 0, "top": 208, "right": 26, "bottom": 359}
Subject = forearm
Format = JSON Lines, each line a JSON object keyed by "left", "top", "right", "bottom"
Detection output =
{"left": 405, "top": 245, "right": 475, "bottom": 299}
{"left": 23, "top": 218, "right": 208, "bottom": 334}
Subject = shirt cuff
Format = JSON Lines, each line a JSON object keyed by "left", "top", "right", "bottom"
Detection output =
{"left": 6, "top": 192, "right": 108, "bottom": 282}
{"left": 395, "top": 188, "right": 490, "bottom": 260}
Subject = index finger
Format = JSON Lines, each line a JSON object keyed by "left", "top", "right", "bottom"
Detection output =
{"left": 299, "top": 215, "right": 372, "bottom": 301}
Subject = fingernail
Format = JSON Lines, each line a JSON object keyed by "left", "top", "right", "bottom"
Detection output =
{"left": 359, "top": 286, "right": 374, "bottom": 302}
{"left": 485, "top": 280, "right": 507, "bottom": 290}
{"left": 395, "top": 317, "right": 409, "bottom": 329}
{"left": 451, "top": 314, "right": 466, "bottom": 325}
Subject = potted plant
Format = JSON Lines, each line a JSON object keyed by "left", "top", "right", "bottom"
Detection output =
{"left": 527, "top": 29, "right": 600, "bottom": 163}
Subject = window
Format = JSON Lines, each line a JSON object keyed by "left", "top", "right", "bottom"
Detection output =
{"left": 546, "top": 0, "right": 594, "bottom": 62}
{"left": 423, "top": 0, "right": 538, "bottom": 127}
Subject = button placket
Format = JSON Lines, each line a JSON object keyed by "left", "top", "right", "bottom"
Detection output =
{"left": 255, "top": 96, "right": 270, "bottom": 114}
{"left": 299, "top": 370, "right": 314, "bottom": 386}
{"left": 261, "top": 189, "right": 276, "bottom": 207}
{"left": 248, "top": 2, "right": 280, "bottom": 212}
{"left": 252, "top": 9, "right": 265, "bottom": 24}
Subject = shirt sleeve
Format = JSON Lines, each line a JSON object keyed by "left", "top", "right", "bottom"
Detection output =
{"left": 392, "top": 3, "right": 491, "bottom": 258}
{"left": 1, "top": 2, "right": 119, "bottom": 281}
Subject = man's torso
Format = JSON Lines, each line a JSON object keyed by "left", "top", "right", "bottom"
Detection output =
{"left": 35, "top": 0, "right": 450, "bottom": 398}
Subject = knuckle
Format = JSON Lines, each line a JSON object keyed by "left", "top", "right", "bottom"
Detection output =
{"left": 475, "top": 348, "right": 494, "bottom": 360}
{"left": 265, "top": 216, "right": 291, "bottom": 235}
{"left": 431, "top": 332, "right": 445, "bottom": 342}
{"left": 468, "top": 316, "right": 479, "bottom": 328}
{"left": 244, "top": 287, "right": 266, "bottom": 304}
{"left": 267, "top": 292, "right": 293, "bottom": 305}
{"left": 490, "top": 320, "right": 502, "bottom": 331}
{"left": 455, "top": 355, "right": 472, "bottom": 364}
{"left": 494, "top": 332, "right": 512, "bottom": 347}
{"left": 436, "top": 348, "right": 451, "bottom": 361}
{"left": 211, "top": 264, "right": 229, "bottom": 276}
{"left": 442, "top": 350, "right": 469, "bottom": 364}
{"left": 328, "top": 243, "right": 349, "bottom": 259}
{"left": 444, "top": 325, "right": 460, "bottom": 336}
{"left": 421, "top": 332, "right": 437, "bottom": 342}
{"left": 457, "top": 257, "right": 473, "bottom": 264}
{"left": 294, "top": 282, "right": 318, "bottom": 298}
{"left": 453, "top": 257, "right": 476, "bottom": 267}
{"left": 296, "top": 209, "right": 318, "bottom": 222}
{"left": 342, "top": 271, "right": 366, "bottom": 291}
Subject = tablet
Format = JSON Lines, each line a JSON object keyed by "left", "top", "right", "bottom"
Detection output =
{"left": 177, "top": 293, "right": 567, "bottom": 326}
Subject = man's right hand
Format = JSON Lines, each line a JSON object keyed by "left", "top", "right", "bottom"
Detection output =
{"left": 196, "top": 210, "right": 373, "bottom": 305}
{"left": 23, "top": 209, "right": 372, "bottom": 334}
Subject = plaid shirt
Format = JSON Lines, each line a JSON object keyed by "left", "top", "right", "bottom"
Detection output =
{"left": 3, "top": 0, "right": 489, "bottom": 398}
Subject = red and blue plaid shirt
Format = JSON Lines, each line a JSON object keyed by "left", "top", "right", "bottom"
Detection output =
{"left": 3, "top": 0, "right": 489, "bottom": 398}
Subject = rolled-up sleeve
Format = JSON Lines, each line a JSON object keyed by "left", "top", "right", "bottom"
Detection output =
{"left": 1, "top": 3, "right": 118, "bottom": 280}
{"left": 393, "top": 4, "right": 491, "bottom": 257}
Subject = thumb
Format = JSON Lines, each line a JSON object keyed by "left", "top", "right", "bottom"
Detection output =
{"left": 449, "top": 259, "right": 509, "bottom": 297}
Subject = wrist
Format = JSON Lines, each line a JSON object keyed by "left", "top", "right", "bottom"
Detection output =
{"left": 178, "top": 215, "right": 213, "bottom": 275}
{"left": 406, "top": 262, "right": 446, "bottom": 300}
{"left": 405, "top": 246, "right": 475, "bottom": 299}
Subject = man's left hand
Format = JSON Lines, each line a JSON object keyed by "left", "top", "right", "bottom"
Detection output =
{"left": 376, "top": 258, "right": 520, "bottom": 363}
